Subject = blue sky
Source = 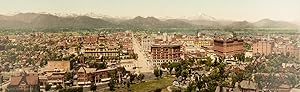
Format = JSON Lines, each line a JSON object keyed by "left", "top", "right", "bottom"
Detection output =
{"left": 0, "top": 0, "right": 299, "bottom": 22}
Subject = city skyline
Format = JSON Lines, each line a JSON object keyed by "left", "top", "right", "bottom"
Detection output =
{"left": 0, "top": 0, "right": 299, "bottom": 23}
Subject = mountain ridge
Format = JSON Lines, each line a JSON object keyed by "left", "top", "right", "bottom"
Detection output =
{"left": 0, "top": 13, "right": 298, "bottom": 29}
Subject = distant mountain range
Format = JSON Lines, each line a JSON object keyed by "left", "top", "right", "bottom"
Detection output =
{"left": 0, "top": 13, "right": 298, "bottom": 29}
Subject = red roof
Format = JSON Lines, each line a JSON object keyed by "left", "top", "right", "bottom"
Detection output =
{"left": 10, "top": 73, "right": 39, "bottom": 86}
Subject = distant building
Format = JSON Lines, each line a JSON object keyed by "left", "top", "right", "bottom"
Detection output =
{"left": 150, "top": 44, "right": 182, "bottom": 66}
{"left": 7, "top": 72, "right": 40, "bottom": 92}
{"left": 193, "top": 38, "right": 213, "bottom": 48}
{"left": 273, "top": 42, "right": 299, "bottom": 57}
{"left": 38, "top": 61, "right": 70, "bottom": 87}
{"left": 252, "top": 40, "right": 273, "bottom": 56}
{"left": 120, "top": 59, "right": 137, "bottom": 71}
{"left": 76, "top": 67, "right": 116, "bottom": 86}
{"left": 83, "top": 45, "right": 121, "bottom": 67}
{"left": 44, "top": 61, "right": 70, "bottom": 72}
{"left": 141, "top": 36, "right": 154, "bottom": 52}
{"left": 213, "top": 38, "right": 244, "bottom": 58}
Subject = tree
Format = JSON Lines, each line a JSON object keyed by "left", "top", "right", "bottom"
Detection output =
{"left": 245, "top": 57, "right": 253, "bottom": 62}
{"left": 255, "top": 74, "right": 267, "bottom": 90}
{"left": 118, "top": 67, "right": 127, "bottom": 76}
{"left": 65, "top": 72, "right": 74, "bottom": 82}
{"left": 129, "top": 73, "right": 137, "bottom": 83}
{"left": 97, "top": 62, "right": 107, "bottom": 69}
{"left": 126, "top": 81, "right": 131, "bottom": 91}
{"left": 137, "top": 73, "right": 145, "bottom": 82}
{"left": 175, "top": 70, "right": 182, "bottom": 78}
{"left": 161, "top": 63, "right": 168, "bottom": 69}
{"left": 167, "top": 63, "right": 175, "bottom": 74}
{"left": 133, "top": 53, "right": 138, "bottom": 60}
{"left": 90, "top": 82, "right": 97, "bottom": 92}
{"left": 195, "top": 75, "right": 207, "bottom": 92}
{"left": 244, "top": 43, "right": 252, "bottom": 51}
{"left": 181, "top": 70, "right": 188, "bottom": 78}
{"left": 154, "top": 68, "right": 163, "bottom": 78}
{"left": 45, "top": 84, "right": 51, "bottom": 91}
{"left": 55, "top": 84, "right": 63, "bottom": 90}
{"left": 231, "top": 69, "right": 247, "bottom": 89}
{"left": 108, "top": 78, "right": 116, "bottom": 91}
{"left": 287, "top": 74, "right": 298, "bottom": 88}
{"left": 186, "top": 82, "right": 196, "bottom": 92}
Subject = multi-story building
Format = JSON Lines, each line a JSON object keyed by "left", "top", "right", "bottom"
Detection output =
{"left": 214, "top": 38, "right": 244, "bottom": 58}
{"left": 273, "top": 43, "right": 299, "bottom": 57}
{"left": 150, "top": 44, "right": 182, "bottom": 66}
{"left": 83, "top": 45, "right": 121, "bottom": 67}
{"left": 252, "top": 40, "right": 273, "bottom": 56}
{"left": 83, "top": 45, "right": 120, "bottom": 58}
{"left": 142, "top": 36, "right": 154, "bottom": 52}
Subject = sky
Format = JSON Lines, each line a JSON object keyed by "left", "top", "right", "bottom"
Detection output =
{"left": 0, "top": 0, "right": 300, "bottom": 22}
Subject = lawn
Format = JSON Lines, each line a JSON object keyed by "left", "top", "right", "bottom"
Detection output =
{"left": 129, "top": 76, "right": 175, "bottom": 92}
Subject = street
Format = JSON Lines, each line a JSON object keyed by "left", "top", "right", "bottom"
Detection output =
{"left": 132, "top": 34, "right": 153, "bottom": 73}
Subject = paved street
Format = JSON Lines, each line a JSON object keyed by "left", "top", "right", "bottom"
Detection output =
{"left": 132, "top": 35, "right": 153, "bottom": 73}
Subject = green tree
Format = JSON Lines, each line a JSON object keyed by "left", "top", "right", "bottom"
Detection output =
{"left": 65, "top": 72, "right": 74, "bottom": 82}
{"left": 90, "top": 82, "right": 97, "bottom": 92}
{"left": 287, "top": 74, "right": 298, "bottom": 88}
{"left": 244, "top": 43, "right": 252, "bottom": 51}
{"left": 45, "top": 84, "right": 51, "bottom": 91}
{"left": 231, "top": 69, "right": 247, "bottom": 89}
{"left": 97, "top": 62, "right": 107, "bottom": 69}
{"left": 255, "top": 74, "right": 266, "bottom": 90}
{"left": 186, "top": 82, "right": 196, "bottom": 92}
{"left": 108, "top": 78, "right": 116, "bottom": 91}
{"left": 154, "top": 68, "right": 163, "bottom": 78}
{"left": 181, "top": 70, "right": 188, "bottom": 78}
{"left": 137, "top": 73, "right": 145, "bottom": 82}
{"left": 161, "top": 62, "right": 168, "bottom": 69}
{"left": 55, "top": 84, "right": 63, "bottom": 90}
{"left": 167, "top": 63, "right": 175, "bottom": 74}
{"left": 129, "top": 73, "right": 137, "bottom": 83}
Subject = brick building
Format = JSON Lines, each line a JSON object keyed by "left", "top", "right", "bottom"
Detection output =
{"left": 150, "top": 44, "right": 182, "bottom": 66}
{"left": 213, "top": 38, "right": 244, "bottom": 58}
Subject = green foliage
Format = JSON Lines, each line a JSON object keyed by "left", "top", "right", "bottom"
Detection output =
{"left": 45, "top": 84, "right": 51, "bottom": 91}
{"left": 244, "top": 43, "right": 252, "bottom": 51}
{"left": 129, "top": 73, "right": 137, "bottom": 83}
{"left": 154, "top": 68, "right": 163, "bottom": 78}
{"left": 55, "top": 84, "right": 63, "bottom": 90}
{"left": 287, "top": 74, "right": 298, "bottom": 88}
{"left": 90, "top": 82, "right": 97, "bottom": 92}
{"left": 185, "top": 82, "right": 196, "bottom": 92}
{"left": 161, "top": 62, "right": 168, "bottom": 69}
{"left": 181, "top": 70, "right": 188, "bottom": 78}
{"left": 65, "top": 72, "right": 74, "bottom": 82}
{"left": 108, "top": 78, "right": 116, "bottom": 91}
{"left": 137, "top": 73, "right": 145, "bottom": 82}
{"left": 97, "top": 62, "right": 107, "bottom": 69}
